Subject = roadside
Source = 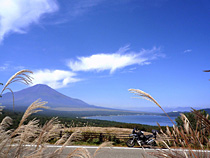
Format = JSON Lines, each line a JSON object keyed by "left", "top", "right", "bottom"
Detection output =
{"left": 19, "top": 145, "right": 210, "bottom": 158}
{"left": 60, "top": 127, "right": 152, "bottom": 146}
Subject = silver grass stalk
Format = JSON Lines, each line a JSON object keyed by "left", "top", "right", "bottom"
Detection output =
{"left": 0, "top": 116, "right": 12, "bottom": 131}
{"left": 4, "top": 88, "right": 15, "bottom": 112}
{"left": 180, "top": 114, "right": 190, "bottom": 135}
{"left": 0, "top": 105, "right": 3, "bottom": 114}
{"left": 129, "top": 89, "right": 176, "bottom": 125}
{"left": 54, "top": 133, "right": 68, "bottom": 145}
{"left": 53, "top": 130, "right": 82, "bottom": 155}
{"left": 34, "top": 117, "right": 60, "bottom": 149}
{"left": 129, "top": 88, "right": 198, "bottom": 158}
{"left": 67, "top": 147, "right": 91, "bottom": 158}
{"left": 0, "top": 69, "right": 33, "bottom": 95}
{"left": 23, "top": 147, "right": 44, "bottom": 158}
{"left": 13, "top": 119, "right": 40, "bottom": 158}
{"left": 0, "top": 69, "right": 33, "bottom": 111}
{"left": 18, "top": 99, "right": 48, "bottom": 128}
{"left": 93, "top": 141, "right": 113, "bottom": 158}
{"left": 0, "top": 99, "right": 49, "bottom": 155}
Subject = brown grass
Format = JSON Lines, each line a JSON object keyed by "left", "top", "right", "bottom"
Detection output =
{"left": 65, "top": 126, "right": 151, "bottom": 135}
{"left": 0, "top": 69, "right": 33, "bottom": 111}
{"left": 0, "top": 70, "right": 113, "bottom": 158}
{"left": 129, "top": 88, "right": 210, "bottom": 158}
{"left": 2, "top": 70, "right": 210, "bottom": 157}
{"left": 0, "top": 99, "right": 114, "bottom": 158}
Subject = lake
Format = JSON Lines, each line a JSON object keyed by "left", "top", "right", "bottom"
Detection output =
{"left": 86, "top": 115, "right": 177, "bottom": 126}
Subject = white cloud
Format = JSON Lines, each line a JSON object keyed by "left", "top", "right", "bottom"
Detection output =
{"left": 184, "top": 49, "right": 192, "bottom": 53}
{"left": 0, "top": 0, "right": 58, "bottom": 42}
{"left": 31, "top": 69, "right": 81, "bottom": 89}
{"left": 67, "top": 45, "right": 164, "bottom": 73}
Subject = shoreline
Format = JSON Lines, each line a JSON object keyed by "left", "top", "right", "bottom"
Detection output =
{"left": 81, "top": 113, "right": 166, "bottom": 119}
{"left": 82, "top": 113, "right": 168, "bottom": 119}
{"left": 83, "top": 114, "right": 176, "bottom": 127}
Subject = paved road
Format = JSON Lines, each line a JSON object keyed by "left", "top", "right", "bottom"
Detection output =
{"left": 19, "top": 145, "right": 210, "bottom": 158}
{"left": 45, "top": 145, "right": 156, "bottom": 158}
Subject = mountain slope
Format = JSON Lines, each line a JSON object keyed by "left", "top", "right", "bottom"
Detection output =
{"left": 0, "top": 84, "right": 101, "bottom": 109}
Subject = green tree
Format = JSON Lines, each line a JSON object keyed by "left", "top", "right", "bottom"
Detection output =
{"left": 175, "top": 110, "right": 209, "bottom": 129}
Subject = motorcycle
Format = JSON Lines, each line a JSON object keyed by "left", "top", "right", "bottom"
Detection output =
{"left": 126, "top": 128, "right": 158, "bottom": 147}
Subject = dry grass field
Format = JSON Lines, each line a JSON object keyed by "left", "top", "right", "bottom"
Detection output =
{"left": 1, "top": 70, "right": 210, "bottom": 158}
{"left": 64, "top": 127, "right": 151, "bottom": 135}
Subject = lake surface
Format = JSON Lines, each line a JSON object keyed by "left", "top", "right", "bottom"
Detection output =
{"left": 86, "top": 115, "right": 177, "bottom": 126}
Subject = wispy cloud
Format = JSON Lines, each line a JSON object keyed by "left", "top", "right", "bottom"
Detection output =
{"left": 31, "top": 69, "right": 81, "bottom": 89}
{"left": 69, "top": 0, "right": 104, "bottom": 16}
{"left": 0, "top": 0, "right": 58, "bottom": 42}
{"left": 67, "top": 45, "right": 164, "bottom": 74}
{"left": 43, "top": 0, "right": 105, "bottom": 25}
{"left": 184, "top": 49, "right": 192, "bottom": 53}
{"left": 0, "top": 62, "right": 24, "bottom": 71}
{"left": 0, "top": 63, "right": 9, "bottom": 71}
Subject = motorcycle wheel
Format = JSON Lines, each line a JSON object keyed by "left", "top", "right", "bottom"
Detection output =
{"left": 151, "top": 141, "right": 157, "bottom": 146}
{"left": 148, "top": 140, "right": 156, "bottom": 146}
{"left": 126, "top": 139, "right": 135, "bottom": 147}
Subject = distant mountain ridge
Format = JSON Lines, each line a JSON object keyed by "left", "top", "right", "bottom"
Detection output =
{"left": 165, "top": 108, "right": 210, "bottom": 117}
{"left": 0, "top": 84, "right": 103, "bottom": 110}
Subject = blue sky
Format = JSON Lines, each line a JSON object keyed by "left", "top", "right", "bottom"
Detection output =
{"left": 0, "top": 0, "right": 210, "bottom": 112}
